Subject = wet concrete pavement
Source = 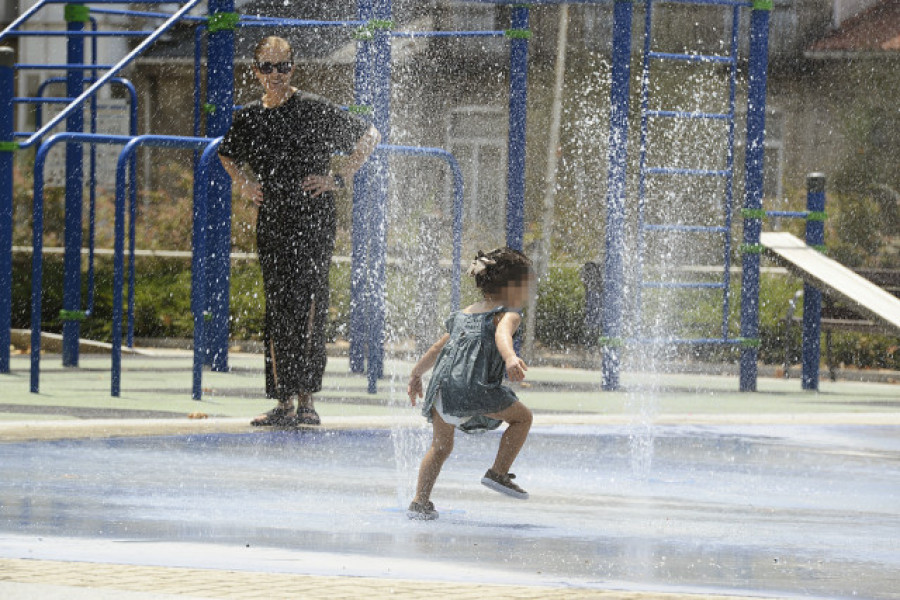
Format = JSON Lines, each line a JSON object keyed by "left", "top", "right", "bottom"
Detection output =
{"left": 2, "top": 352, "right": 900, "bottom": 598}
{"left": 2, "top": 423, "right": 898, "bottom": 599}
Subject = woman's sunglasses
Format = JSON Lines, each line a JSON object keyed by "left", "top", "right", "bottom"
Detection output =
{"left": 256, "top": 61, "right": 293, "bottom": 74}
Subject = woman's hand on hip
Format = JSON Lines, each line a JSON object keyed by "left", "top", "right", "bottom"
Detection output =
{"left": 244, "top": 181, "right": 264, "bottom": 206}
{"left": 302, "top": 174, "right": 341, "bottom": 198}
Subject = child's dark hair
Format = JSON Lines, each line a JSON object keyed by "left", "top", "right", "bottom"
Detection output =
{"left": 468, "top": 247, "right": 533, "bottom": 295}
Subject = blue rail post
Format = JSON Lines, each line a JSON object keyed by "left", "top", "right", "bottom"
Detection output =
{"left": 600, "top": 0, "right": 634, "bottom": 391}
{"left": 506, "top": 4, "right": 530, "bottom": 251}
{"left": 111, "top": 135, "right": 218, "bottom": 397}
{"left": 191, "top": 141, "right": 222, "bottom": 400}
{"left": 366, "top": 0, "right": 391, "bottom": 393}
{"left": 62, "top": 3, "right": 89, "bottom": 366}
{"left": 801, "top": 173, "right": 826, "bottom": 391}
{"left": 738, "top": 0, "right": 772, "bottom": 392}
{"left": 204, "top": 0, "right": 237, "bottom": 372}
{"left": 0, "top": 47, "right": 13, "bottom": 374}
{"left": 350, "top": 0, "right": 373, "bottom": 374}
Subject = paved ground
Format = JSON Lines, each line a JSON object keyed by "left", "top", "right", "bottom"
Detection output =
{"left": 0, "top": 558, "right": 765, "bottom": 600}
{"left": 1, "top": 350, "right": 898, "bottom": 599}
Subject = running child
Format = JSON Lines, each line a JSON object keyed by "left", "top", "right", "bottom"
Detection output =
{"left": 406, "top": 247, "right": 535, "bottom": 520}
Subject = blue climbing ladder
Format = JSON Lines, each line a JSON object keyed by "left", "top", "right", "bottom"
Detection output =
{"left": 633, "top": 0, "right": 746, "bottom": 345}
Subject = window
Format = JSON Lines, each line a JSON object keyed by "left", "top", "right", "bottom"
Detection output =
{"left": 446, "top": 106, "right": 508, "bottom": 245}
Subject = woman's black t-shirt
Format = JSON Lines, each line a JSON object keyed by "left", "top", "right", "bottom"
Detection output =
{"left": 219, "top": 90, "right": 369, "bottom": 202}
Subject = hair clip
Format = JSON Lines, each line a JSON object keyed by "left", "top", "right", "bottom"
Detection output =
{"left": 467, "top": 254, "right": 497, "bottom": 277}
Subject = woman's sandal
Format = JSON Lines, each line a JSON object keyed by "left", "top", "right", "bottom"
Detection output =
{"left": 250, "top": 404, "right": 295, "bottom": 427}
{"left": 292, "top": 406, "right": 321, "bottom": 426}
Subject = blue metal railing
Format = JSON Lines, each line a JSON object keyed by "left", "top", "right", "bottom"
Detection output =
{"left": 12, "top": 0, "right": 202, "bottom": 149}
{"left": 21, "top": 130, "right": 220, "bottom": 395}
{"left": 28, "top": 132, "right": 136, "bottom": 393}
{"left": 25, "top": 77, "right": 138, "bottom": 318}
{"left": 112, "top": 135, "right": 219, "bottom": 397}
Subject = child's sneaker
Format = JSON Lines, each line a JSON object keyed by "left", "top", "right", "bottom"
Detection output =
{"left": 481, "top": 469, "right": 529, "bottom": 499}
{"left": 406, "top": 500, "right": 439, "bottom": 520}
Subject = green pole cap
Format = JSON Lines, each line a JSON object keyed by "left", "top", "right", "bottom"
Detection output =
{"left": 505, "top": 29, "right": 532, "bottom": 40}
{"left": 597, "top": 336, "right": 624, "bottom": 348}
{"left": 752, "top": 0, "right": 774, "bottom": 10}
{"left": 64, "top": 4, "right": 91, "bottom": 23}
{"left": 0, "top": 47, "right": 14, "bottom": 68}
{"left": 207, "top": 12, "right": 240, "bottom": 33}
{"left": 739, "top": 337, "right": 761, "bottom": 348}
{"left": 741, "top": 208, "right": 767, "bottom": 219}
{"left": 59, "top": 309, "right": 87, "bottom": 322}
{"left": 807, "top": 172, "right": 826, "bottom": 194}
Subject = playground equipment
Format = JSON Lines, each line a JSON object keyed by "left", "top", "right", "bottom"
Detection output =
{"left": 762, "top": 215, "right": 900, "bottom": 391}
{"left": 1, "top": 0, "right": 784, "bottom": 399}
{"left": 0, "top": 0, "right": 491, "bottom": 398}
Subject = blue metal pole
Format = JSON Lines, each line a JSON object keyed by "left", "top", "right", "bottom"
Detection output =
{"left": 84, "top": 18, "right": 98, "bottom": 317}
{"left": 0, "top": 47, "right": 14, "bottom": 374}
{"left": 601, "top": 0, "right": 634, "bottom": 391}
{"left": 367, "top": 0, "right": 391, "bottom": 393}
{"left": 62, "top": 3, "right": 88, "bottom": 367}
{"left": 204, "top": 0, "right": 235, "bottom": 372}
{"left": 191, "top": 141, "right": 222, "bottom": 400}
{"left": 30, "top": 145, "right": 48, "bottom": 392}
{"left": 350, "top": 0, "right": 373, "bottom": 374}
{"left": 126, "top": 86, "right": 138, "bottom": 347}
{"left": 506, "top": 5, "right": 529, "bottom": 251}
{"left": 801, "top": 173, "right": 826, "bottom": 391}
{"left": 738, "top": 0, "right": 771, "bottom": 392}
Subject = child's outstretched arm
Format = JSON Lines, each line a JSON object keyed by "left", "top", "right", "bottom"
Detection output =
{"left": 408, "top": 333, "right": 451, "bottom": 405}
{"left": 495, "top": 312, "right": 527, "bottom": 382}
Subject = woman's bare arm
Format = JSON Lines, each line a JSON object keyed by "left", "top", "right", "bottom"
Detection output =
{"left": 339, "top": 125, "right": 381, "bottom": 180}
{"left": 218, "top": 154, "right": 263, "bottom": 206}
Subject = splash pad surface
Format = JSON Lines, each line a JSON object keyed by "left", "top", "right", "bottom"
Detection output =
{"left": 1, "top": 424, "right": 898, "bottom": 599}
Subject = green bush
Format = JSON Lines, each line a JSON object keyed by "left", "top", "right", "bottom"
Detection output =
{"left": 534, "top": 266, "right": 586, "bottom": 349}
{"left": 10, "top": 253, "right": 897, "bottom": 370}
{"left": 10, "top": 253, "right": 353, "bottom": 346}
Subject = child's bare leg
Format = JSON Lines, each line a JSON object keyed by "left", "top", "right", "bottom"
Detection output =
{"left": 413, "top": 409, "right": 455, "bottom": 504}
{"left": 485, "top": 402, "right": 533, "bottom": 474}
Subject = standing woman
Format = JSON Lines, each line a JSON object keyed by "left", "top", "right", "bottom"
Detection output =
{"left": 219, "top": 36, "right": 380, "bottom": 426}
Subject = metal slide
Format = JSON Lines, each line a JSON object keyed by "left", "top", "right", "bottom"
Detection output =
{"left": 761, "top": 231, "right": 900, "bottom": 334}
